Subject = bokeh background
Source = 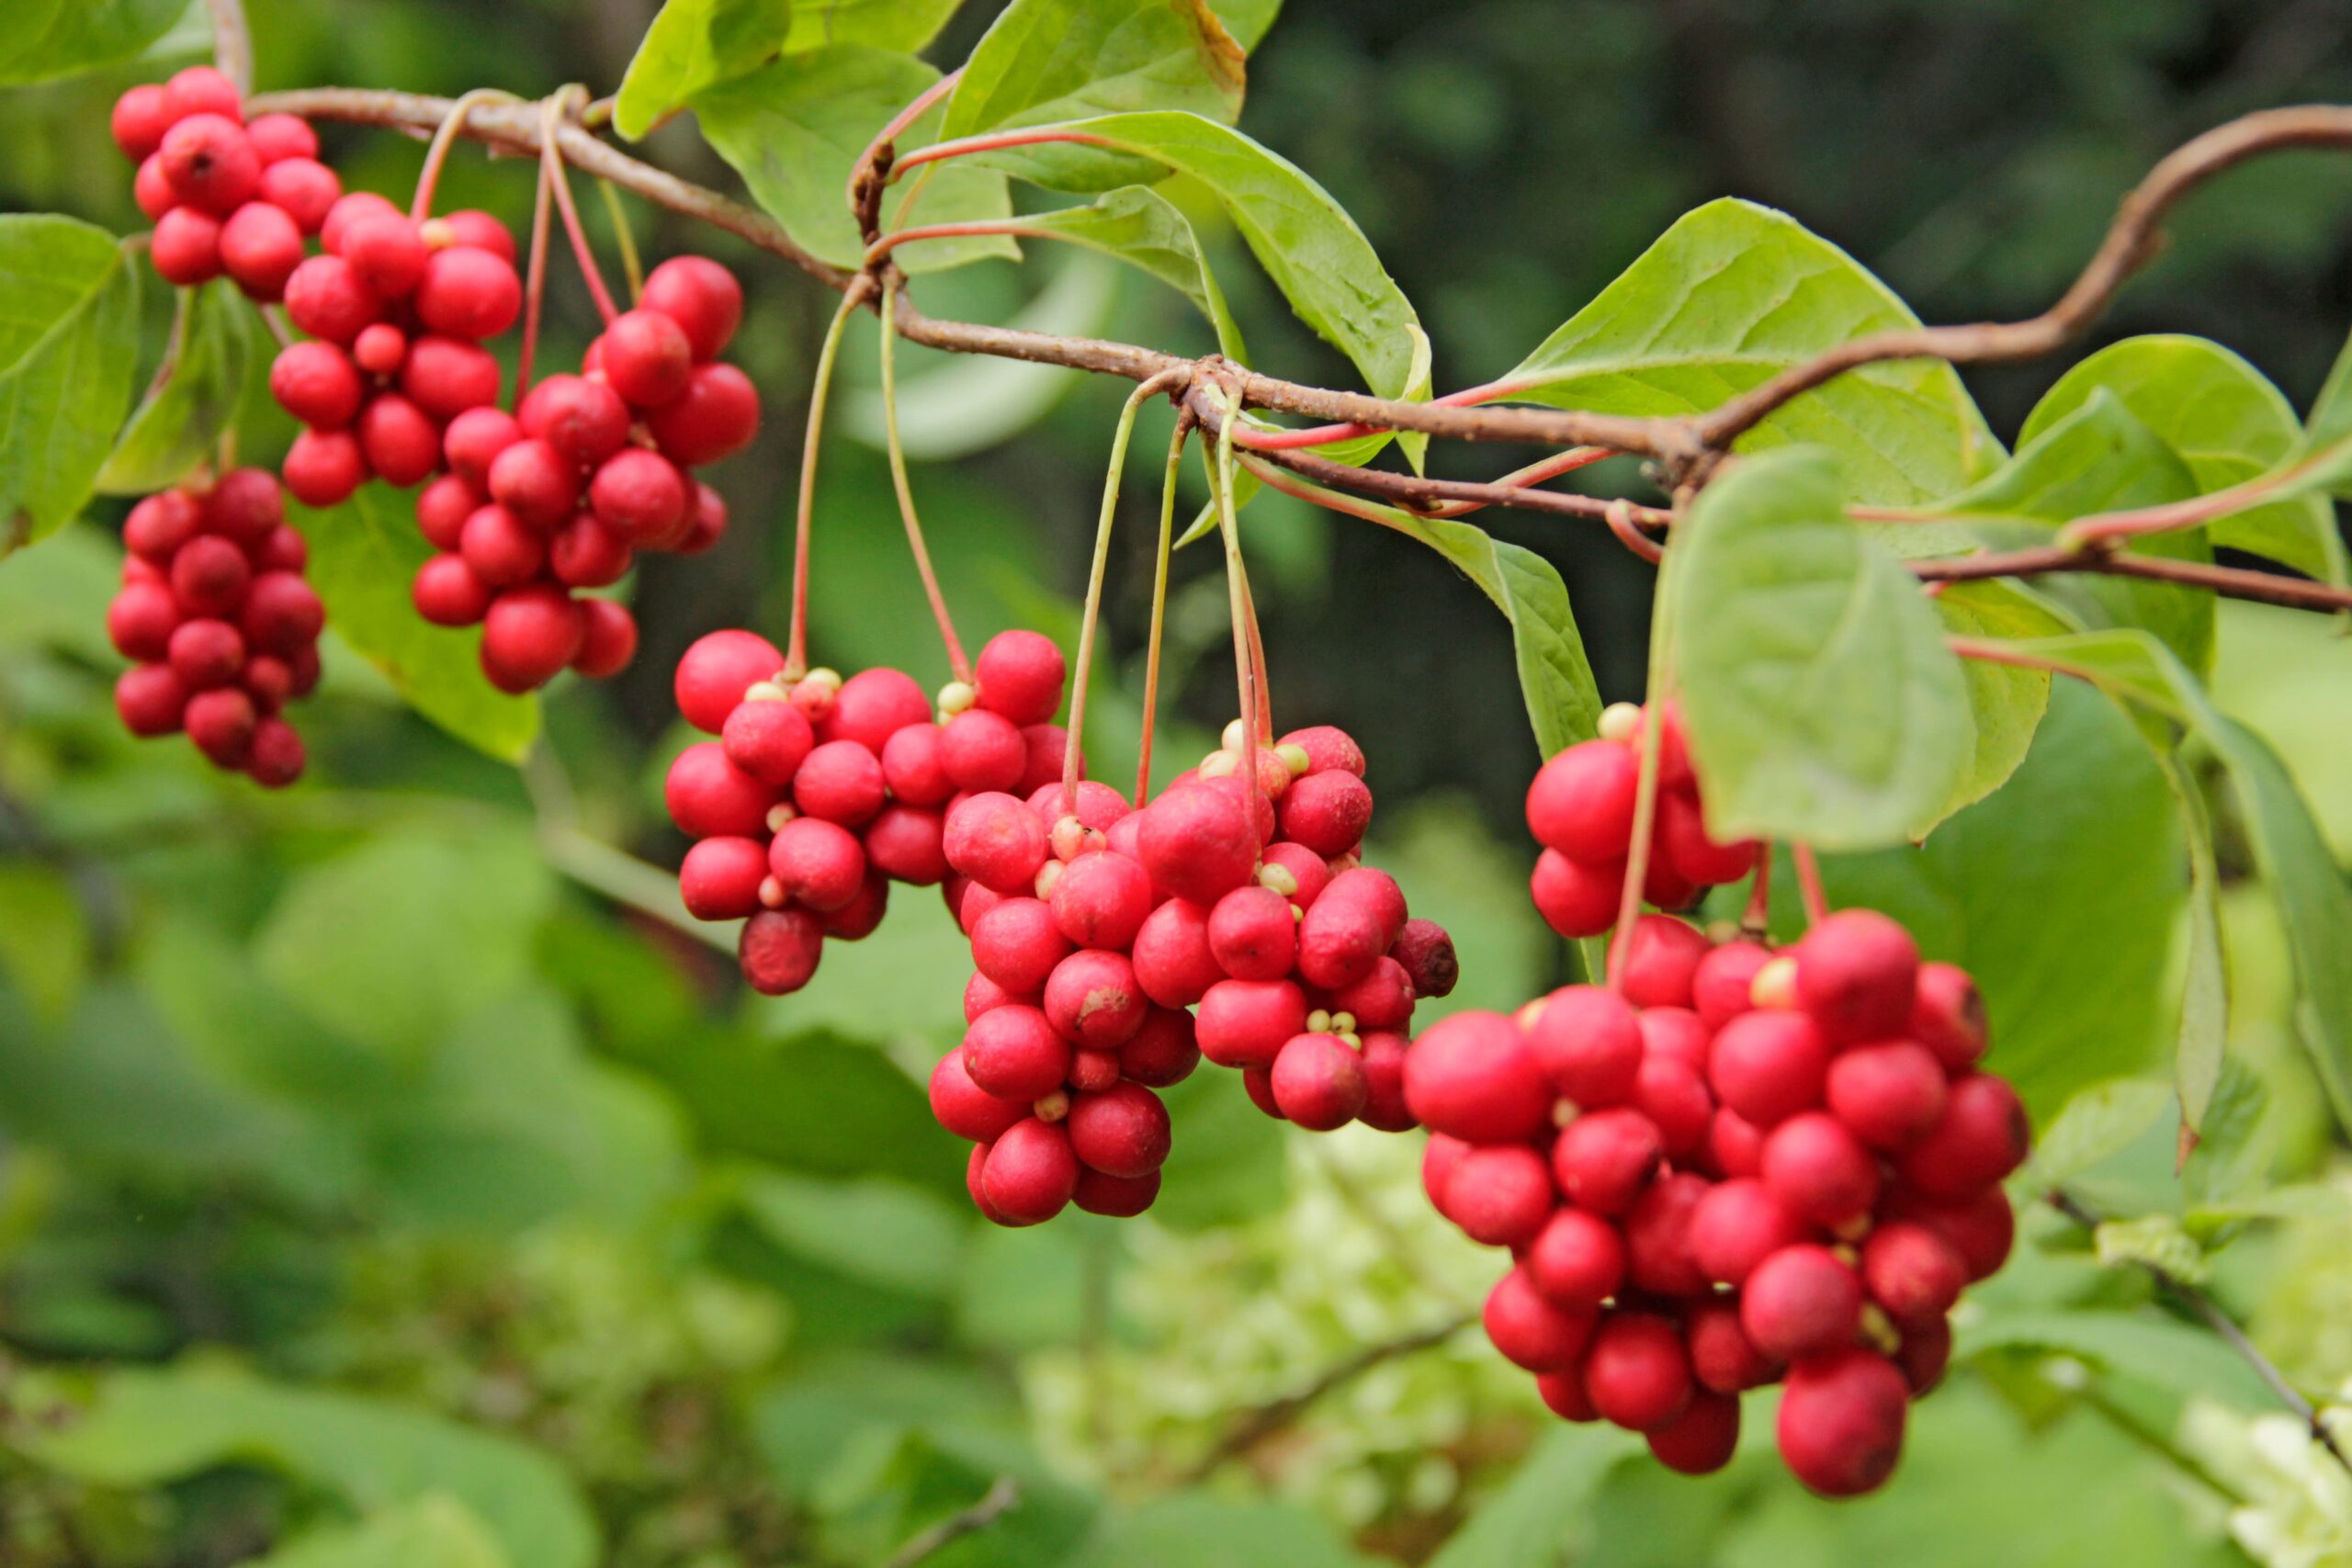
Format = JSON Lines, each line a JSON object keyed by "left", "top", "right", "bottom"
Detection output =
{"left": 5, "top": 1, "right": 2352, "bottom": 1562}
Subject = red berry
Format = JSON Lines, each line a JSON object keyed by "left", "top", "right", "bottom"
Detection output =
{"left": 415, "top": 244, "right": 522, "bottom": 339}
{"left": 1530, "top": 848, "right": 1623, "bottom": 939}
{"left": 1130, "top": 897, "right": 1223, "bottom": 1007}
{"left": 112, "top": 85, "right": 175, "bottom": 161}
{"left": 158, "top": 114, "right": 261, "bottom": 216}
{"left": 929, "top": 1043, "right": 1028, "bottom": 1144}
{"left": 243, "top": 655, "right": 293, "bottom": 714}
{"left": 1329, "top": 955, "right": 1415, "bottom": 1032}
{"left": 721, "top": 698, "right": 813, "bottom": 786}
{"left": 245, "top": 716, "right": 306, "bottom": 787}
{"left": 1296, "top": 867, "right": 1406, "bottom": 989}
{"left": 1403, "top": 1010, "right": 1552, "bottom": 1144}
{"left": 170, "top": 535, "right": 251, "bottom": 617}
{"left": 1261, "top": 840, "right": 1334, "bottom": 908}
{"left": 1635, "top": 1005, "right": 1709, "bottom": 1072}
{"left": 680, "top": 482, "right": 729, "bottom": 554}
{"left": 458, "top": 503, "right": 546, "bottom": 589}
{"left": 548, "top": 513, "right": 633, "bottom": 589}
{"left": 1776, "top": 1348, "right": 1907, "bottom": 1497}
{"left": 1136, "top": 783, "right": 1259, "bottom": 905}
{"left": 1616, "top": 914, "right": 1708, "bottom": 1009}
{"left": 881, "top": 723, "right": 954, "bottom": 807}
{"left": 1527, "top": 1207, "right": 1626, "bottom": 1311}
{"left": 240, "top": 571, "right": 323, "bottom": 656}
{"left": 970, "top": 897, "right": 1073, "bottom": 995}
{"left": 1762, "top": 1111, "right": 1881, "bottom": 1226}
{"left": 1525, "top": 739, "right": 1637, "bottom": 861}
{"left": 1356, "top": 1030, "right": 1415, "bottom": 1131}
{"left": 602, "top": 309, "right": 695, "bottom": 407}
{"left": 337, "top": 211, "right": 428, "bottom": 297}
{"left": 1634, "top": 1055, "right": 1711, "bottom": 1157}
{"left": 1582, "top": 1311, "right": 1691, "bottom": 1430}
{"left": 1525, "top": 984, "right": 1641, "bottom": 1106}
{"left": 1550, "top": 1107, "right": 1663, "bottom": 1216}
{"left": 939, "top": 708, "right": 1026, "bottom": 793}
{"left": 646, "top": 362, "right": 761, "bottom": 465}
{"left": 1421, "top": 1133, "right": 1470, "bottom": 1221}
{"left": 1826, "top": 1040, "right": 1949, "bottom": 1150}
{"left": 1049, "top": 851, "right": 1154, "bottom": 950}
{"left": 1688, "top": 1299, "right": 1778, "bottom": 1393}
{"left": 792, "top": 739, "right": 888, "bottom": 826}
{"left": 1897, "top": 1317, "right": 1952, "bottom": 1394}
{"left": 480, "top": 584, "right": 586, "bottom": 693}
{"left": 740, "top": 908, "right": 824, "bottom": 995}
{"left": 1648, "top": 1390, "right": 1740, "bottom": 1476}
{"left": 124, "top": 491, "right": 203, "bottom": 562}
{"left": 167, "top": 617, "right": 245, "bottom": 690}
{"left": 678, "top": 835, "right": 769, "bottom": 920}
{"left": 1793, "top": 908, "right": 1920, "bottom": 1045}
{"left": 203, "top": 468, "right": 282, "bottom": 546}
{"left": 1066, "top": 1081, "right": 1171, "bottom": 1177}
{"left": 257, "top": 158, "right": 342, "bottom": 235}
{"left": 164, "top": 66, "right": 243, "bottom": 124}
{"left": 944, "top": 791, "right": 1048, "bottom": 894}
{"left": 1741, "top": 1243, "right": 1864, "bottom": 1360}
{"left": 1207, "top": 884, "right": 1298, "bottom": 982}
{"left": 1707, "top": 1010, "right": 1828, "bottom": 1128}
{"left": 1195, "top": 978, "right": 1308, "bottom": 1070}
{"left": 1692, "top": 940, "right": 1771, "bottom": 1031}
{"left": 428, "top": 210, "right": 515, "bottom": 262}
{"left": 412, "top": 554, "right": 491, "bottom": 626}
{"left": 665, "top": 741, "right": 777, "bottom": 839}
{"left": 1043, "top": 948, "right": 1147, "bottom": 1050}
{"left": 1656, "top": 790, "right": 1758, "bottom": 886}
{"left": 1894, "top": 1074, "right": 2030, "bottom": 1196}
{"left": 270, "top": 341, "right": 364, "bottom": 428}
{"left": 768, "top": 816, "right": 867, "bottom": 910}
{"left": 284, "top": 254, "right": 381, "bottom": 343}
{"left": 219, "top": 201, "right": 303, "bottom": 300}
{"left": 151, "top": 207, "right": 224, "bottom": 285}
{"left": 964, "top": 972, "right": 1028, "bottom": 1022}
{"left": 1909, "top": 961, "right": 1989, "bottom": 1070}
{"left": 1706, "top": 1107, "right": 1766, "bottom": 1179}
{"left": 1276, "top": 769, "right": 1372, "bottom": 855}
{"left": 963, "top": 1004, "right": 1070, "bottom": 1101}
{"left": 673, "top": 628, "right": 783, "bottom": 733}
{"left": 321, "top": 192, "right": 400, "bottom": 254}
{"left": 1860, "top": 1221, "right": 1965, "bottom": 1327}
{"left": 185, "top": 685, "right": 257, "bottom": 767}
{"left": 1623, "top": 1169, "right": 1711, "bottom": 1297}
{"left": 980, "top": 1118, "right": 1080, "bottom": 1225}
{"left": 1484, "top": 1268, "right": 1595, "bottom": 1373}
{"left": 518, "top": 374, "right": 630, "bottom": 468}
{"left": 1269, "top": 1032, "right": 1367, "bottom": 1130}
{"left": 1275, "top": 725, "right": 1364, "bottom": 777}
{"left": 243, "top": 113, "right": 317, "bottom": 164}
{"left": 970, "top": 629, "right": 1064, "bottom": 722}
{"left": 1536, "top": 1371, "right": 1599, "bottom": 1423}
{"left": 820, "top": 667, "right": 931, "bottom": 750}
{"left": 1119, "top": 1007, "right": 1202, "bottom": 1089}
{"left": 443, "top": 408, "right": 522, "bottom": 485}
{"left": 108, "top": 581, "right": 181, "bottom": 661}
{"left": 356, "top": 392, "right": 439, "bottom": 487}
{"left": 641, "top": 255, "right": 743, "bottom": 361}
{"left": 587, "top": 448, "right": 690, "bottom": 547}
{"left": 281, "top": 428, "right": 366, "bottom": 507}
{"left": 401, "top": 335, "right": 502, "bottom": 420}
{"left": 116, "top": 664, "right": 188, "bottom": 736}
{"left": 485, "top": 438, "right": 580, "bottom": 528}
{"left": 1018, "top": 724, "right": 1079, "bottom": 796}
{"left": 1689, "top": 1178, "right": 1807, "bottom": 1286}
{"left": 1442, "top": 1143, "right": 1554, "bottom": 1247}
{"left": 1388, "top": 916, "right": 1457, "bottom": 998}
{"left": 568, "top": 599, "right": 635, "bottom": 682}
{"left": 1889, "top": 1186, "right": 2014, "bottom": 1282}
{"left": 1073, "top": 1167, "right": 1160, "bottom": 1217}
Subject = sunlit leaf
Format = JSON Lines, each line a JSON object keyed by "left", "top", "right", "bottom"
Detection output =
{"left": 0, "top": 215, "right": 140, "bottom": 553}
{"left": 95, "top": 278, "right": 254, "bottom": 495}
{"left": 614, "top": 0, "right": 795, "bottom": 139}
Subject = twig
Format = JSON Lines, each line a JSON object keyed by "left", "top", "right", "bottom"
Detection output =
{"left": 2048, "top": 1189, "right": 2352, "bottom": 1479}
{"left": 879, "top": 1477, "right": 1019, "bottom": 1568}
{"left": 1182, "top": 1314, "right": 1476, "bottom": 1482}
{"left": 1913, "top": 544, "right": 2352, "bottom": 614}
{"left": 204, "top": 0, "right": 252, "bottom": 98}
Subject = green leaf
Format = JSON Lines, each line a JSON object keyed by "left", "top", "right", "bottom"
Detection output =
{"left": 2094, "top": 1213, "right": 2209, "bottom": 1283}
{"left": 1212, "top": 0, "right": 1282, "bottom": 50}
{"left": 0, "top": 216, "right": 140, "bottom": 554}
{"left": 1927, "top": 390, "right": 2215, "bottom": 674}
{"left": 2182, "top": 1057, "right": 2269, "bottom": 1209}
{"left": 0, "top": 863, "right": 87, "bottom": 1021}
{"left": 95, "top": 279, "right": 254, "bottom": 495}
{"left": 941, "top": 0, "right": 1247, "bottom": 193}
{"left": 1426, "top": 1427, "right": 1641, "bottom": 1568}
{"left": 2151, "top": 742, "right": 2228, "bottom": 1133}
{"left": 2021, "top": 334, "right": 2346, "bottom": 586}
{"left": 1072, "top": 1495, "right": 1382, "bottom": 1568}
{"left": 2306, "top": 322, "right": 2352, "bottom": 489}
{"left": 614, "top": 0, "right": 795, "bottom": 140}
{"left": 780, "top": 0, "right": 962, "bottom": 51}
{"left": 1669, "top": 446, "right": 1973, "bottom": 846}
{"left": 966, "top": 112, "right": 1429, "bottom": 465}
{"left": 695, "top": 47, "right": 1017, "bottom": 276}
{"left": 2005, "top": 628, "right": 2352, "bottom": 1134}
{"left": 0, "top": 0, "right": 184, "bottom": 85}
{"left": 1148, "top": 1064, "right": 1287, "bottom": 1229}
{"left": 289, "top": 484, "right": 539, "bottom": 761}
{"left": 736, "top": 1169, "right": 968, "bottom": 1297}
{"left": 1008, "top": 186, "right": 1246, "bottom": 360}
{"left": 252, "top": 1497, "right": 514, "bottom": 1568}
{"left": 1502, "top": 198, "right": 1999, "bottom": 505}
{"left": 1959, "top": 1309, "right": 2267, "bottom": 1404}
{"left": 1928, "top": 580, "right": 2066, "bottom": 824}
{"left": 254, "top": 829, "right": 553, "bottom": 1060}
{"left": 14, "top": 1365, "right": 597, "bottom": 1568}
{"left": 2017, "top": 1077, "right": 2173, "bottom": 1190}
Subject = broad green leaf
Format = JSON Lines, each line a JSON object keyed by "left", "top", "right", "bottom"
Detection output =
{"left": 0, "top": 863, "right": 87, "bottom": 1021}
{"left": 780, "top": 0, "right": 961, "bottom": 51}
{"left": 2007, "top": 628, "right": 2352, "bottom": 1134}
{"left": 1812, "top": 681, "right": 2185, "bottom": 1121}
{"left": 1928, "top": 580, "right": 2067, "bottom": 824}
{"left": 95, "top": 279, "right": 254, "bottom": 495}
{"left": 0, "top": 216, "right": 140, "bottom": 553}
{"left": 614, "top": 0, "right": 795, "bottom": 139}
{"left": 14, "top": 1365, "right": 597, "bottom": 1568}
{"left": 252, "top": 1497, "right": 514, "bottom": 1568}
{"left": 2306, "top": 322, "right": 2352, "bottom": 489}
{"left": 1213, "top": 0, "right": 1282, "bottom": 50}
{"left": 1426, "top": 1427, "right": 1640, "bottom": 1568}
{"left": 254, "top": 829, "right": 552, "bottom": 1060}
{"left": 942, "top": 0, "right": 1246, "bottom": 192}
{"left": 1150, "top": 1062, "right": 1287, "bottom": 1229}
{"left": 807, "top": 1426, "right": 1098, "bottom": 1568}
{"left": 1008, "top": 186, "right": 1245, "bottom": 359}
{"left": 737, "top": 1169, "right": 968, "bottom": 1297}
{"left": 1072, "top": 1495, "right": 1382, "bottom": 1568}
{"left": 695, "top": 47, "right": 1017, "bottom": 276}
{"left": 2152, "top": 743, "right": 2229, "bottom": 1133}
{"left": 1669, "top": 446, "right": 1973, "bottom": 846}
{"left": 289, "top": 484, "right": 539, "bottom": 761}
{"left": 0, "top": 0, "right": 183, "bottom": 85}
{"left": 965, "top": 111, "right": 1429, "bottom": 465}
{"left": 2017, "top": 1077, "right": 2173, "bottom": 1189}
{"left": 1926, "top": 390, "right": 2214, "bottom": 673}
{"left": 2181, "top": 1057, "right": 2270, "bottom": 1211}
{"left": 2094, "top": 1213, "right": 2208, "bottom": 1282}
{"left": 2021, "top": 334, "right": 2346, "bottom": 586}
{"left": 1960, "top": 1309, "right": 2267, "bottom": 1404}
{"left": 1502, "top": 199, "right": 2000, "bottom": 504}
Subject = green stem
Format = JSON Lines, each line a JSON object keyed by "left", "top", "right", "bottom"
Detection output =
{"left": 877, "top": 280, "right": 971, "bottom": 684}
{"left": 786, "top": 277, "right": 875, "bottom": 680}
{"left": 1136, "top": 412, "right": 1192, "bottom": 806}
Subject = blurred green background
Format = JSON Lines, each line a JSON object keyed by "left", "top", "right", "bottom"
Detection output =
{"left": 5, "top": 1, "right": 2352, "bottom": 1563}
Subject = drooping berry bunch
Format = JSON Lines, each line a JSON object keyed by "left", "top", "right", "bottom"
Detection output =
{"left": 1529, "top": 702, "right": 1760, "bottom": 938}
{"left": 668, "top": 627, "right": 1080, "bottom": 995}
{"left": 409, "top": 257, "right": 756, "bottom": 692}
{"left": 933, "top": 720, "right": 1460, "bottom": 1227}
{"left": 114, "top": 66, "right": 343, "bottom": 300}
{"left": 110, "top": 469, "right": 324, "bottom": 786}
{"left": 267, "top": 192, "right": 524, "bottom": 509}
{"left": 1407, "top": 908, "right": 2023, "bottom": 1495}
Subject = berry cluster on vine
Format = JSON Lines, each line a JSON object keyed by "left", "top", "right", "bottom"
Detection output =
{"left": 934, "top": 720, "right": 1456, "bottom": 1225}
{"left": 110, "top": 470, "right": 323, "bottom": 784}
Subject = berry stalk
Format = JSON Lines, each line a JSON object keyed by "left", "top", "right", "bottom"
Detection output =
{"left": 785, "top": 277, "right": 876, "bottom": 680}
{"left": 877, "top": 278, "right": 972, "bottom": 685}
{"left": 537, "top": 93, "right": 620, "bottom": 325}
{"left": 1136, "top": 410, "right": 1193, "bottom": 806}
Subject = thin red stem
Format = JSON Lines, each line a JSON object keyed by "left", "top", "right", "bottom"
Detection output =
{"left": 849, "top": 67, "right": 963, "bottom": 211}
{"left": 1239, "top": 569, "right": 1272, "bottom": 744}
{"left": 878, "top": 280, "right": 972, "bottom": 683}
{"left": 410, "top": 87, "right": 512, "bottom": 222}
{"left": 786, "top": 278, "right": 877, "bottom": 680}
{"left": 1605, "top": 498, "right": 1665, "bottom": 564}
{"left": 1605, "top": 706, "right": 1668, "bottom": 989}
{"left": 1792, "top": 843, "right": 1829, "bottom": 926}
{"left": 540, "top": 96, "right": 620, "bottom": 325}
{"left": 1742, "top": 852, "right": 1773, "bottom": 934}
{"left": 516, "top": 144, "right": 554, "bottom": 399}
{"left": 891, "top": 126, "right": 1117, "bottom": 179}
{"left": 1428, "top": 446, "right": 1615, "bottom": 518}
{"left": 1232, "top": 378, "right": 1542, "bottom": 451}
{"left": 865, "top": 220, "right": 1055, "bottom": 265}
{"left": 1205, "top": 391, "right": 1264, "bottom": 844}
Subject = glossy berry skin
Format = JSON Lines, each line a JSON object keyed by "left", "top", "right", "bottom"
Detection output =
{"left": 1551, "top": 1108, "right": 1664, "bottom": 1216}
{"left": 1130, "top": 898, "right": 1223, "bottom": 1008}
{"left": 602, "top": 308, "right": 695, "bottom": 407}
{"left": 412, "top": 555, "right": 491, "bottom": 626}
{"left": 641, "top": 255, "right": 743, "bottom": 361}
{"left": 1329, "top": 955, "right": 1415, "bottom": 1032}
{"left": 1269, "top": 1032, "right": 1367, "bottom": 1130}
{"left": 1403, "top": 1010, "right": 1553, "bottom": 1144}
{"left": 1207, "top": 885, "right": 1298, "bottom": 982}
{"left": 1623, "top": 1170, "right": 1712, "bottom": 1297}
{"left": 588, "top": 448, "right": 690, "bottom": 546}
{"left": 1526, "top": 1208, "right": 1626, "bottom": 1313}
{"left": 1278, "top": 770, "right": 1373, "bottom": 856}
{"left": 519, "top": 374, "right": 631, "bottom": 468}
{"left": 1530, "top": 848, "right": 1624, "bottom": 939}
{"left": 184, "top": 686, "right": 257, "bottom": 767}
{"left": 1073, "top": 1168, "right": 1160, "bottom": 1218}
{"left": 1688, "top": 1300, "right": 1779, "bottom": 1394}
{"left": 116, "top": 665, "right": 188, "bottom": 736}
{"left": 220, "top": 202, "right": 303, "bottom": 299}
{"left": 1583, "top": 1311, "right": 1693, "bottom": 1431}
{"left": 970, "top": 897, "right": 1073, "bottom": 996}
{"left": 1648, "top": 1391, "right": 1741, "bottom": 1476}
{"left": 665, "top": 742, "right": 777, "bottom": 840}
{"left": 1444, "top": 1144, "right": 1555, "bottom": 1247}
{"left": 973, "top": 629, "right": 1066, "bottom": 725}
{"left": 1740, "top": 1243, "right": 1864, "bottom": 1361}
{"left": 1296, "top": 868, "right": 1406, "bottom": 990}
{"left": 944, "top": 792, "right": 1048, "bottom": 896}
{"left": 1526, "top": 985, "right": 1642, "bottom": 1106}
{"left": 1688, "top": 1178, "right": 1808, "bottom": 1287}
{"left": 1355, "top": 1032, "right": 1416, "bottom": 1132}
{"left": 963, "top": 1004, "right": 1069, "bottom": 1102}
{"left": 1195, "top": 979, "right": 1308, "bottom": 1071}
{"left": 792, "top": 740, "right": 888, "bottom": 827}
{"left": 1616, "top": 915, "right": 1710, "bottom": 1010}
{"left": 1525, "top": 739, "right": 1639, "bottom": 862}
{"left": 1118, "top": 1007, "right": 1202, "bottom": 1089}
{"left": 675, "top": 630, "right": 784, "bottom": 734}
{"left": 159, "top": 114, "right": 261, "bottom": 215}
{"left": 1065, "top": 1081, "right": 1171, "bottom": 1178}
{"left": 1707, "top": 1010, "right": 1828, "bottom": 1128}
{"left": 1049, "top": 852, "right": 1153, "bottom": 951}
{"left": 1777, "top": 1348, "right": 1908, "bottom": 1497}
{"left": 1894, "top": 1074, "right": 2030, "bottom": 1196}
{"left": 980, "top": 1119, "right": 1080, "bottom": 1226}
{"left": 1910, "top": 961, "right": 1990, "bottom": 1070}
{"left": 1692, "top": 941, "right": 1771, "bottom": 1031}
{"left": 1761, "top": 1111, "right": 1883, "bottom": 1226}
{"left": 415, "top": 244, "right": 522, "bottom": 338}
{"left": 113, "top": 85, "right": 175, "bottom": 161}
{"left": 1043, "top": 949, "right": 1147, "bottom": 1050}
{"left": 769, "top": 816, "right": 867, "bottom": 911}
{"left": 1793, "top": 908, "right": 1920, "bottom": 1044}
{"left": 740, "top": 908, "right": 824, "bottom": 995}
{"left": 1825, "top": 1040, "right": 1949, "bottom": 1149}
{"left": 678, "top": 836, "right": 769, "bottom": 920}
{"left": 928, "top": 1045, "right": 1028, "bottom": 1145}
{"left": 1484, "top": 1269, "right": 1595, "bottom": 1373}
{"left": 1860, "top": 1222, "right": 1966, "bottom": 1327}
{"left": 646, "top": 362, "right": 761, "bottom": 465}
{"left": 1136, "top": 784, "right": 1258, "bottom": 905}
{"left": 939, "top": 709, "right": 1026, "bottom": 794}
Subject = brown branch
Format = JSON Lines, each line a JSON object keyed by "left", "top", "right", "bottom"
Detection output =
{"left": 1695, "top": 106, "right": 2352, "bottom": 447}
{"left": 205, "top": 0, "right": 253, "bottom": 98}
{"left": 2048, "top": 1190, "right": 2352, "bottom": 1479}
{"left": 1912, "top": 543, "right": 2352, "bottom": 614}
{"left": 879, "top": 1477, "right": 1019, "bottom": 1568}
{"left": 1182, "top": 1313, "right": 1475, "bottom": 1483}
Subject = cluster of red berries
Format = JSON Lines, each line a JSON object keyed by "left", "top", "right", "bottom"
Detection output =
{"left": 668, "top": 627, "right": 1083, "bottom": 994}
{"left": 1528, "top": 703, "right": 1759, "bottom": 938}
{"left": 933, "top": 720, "right": 1458, "bottom": 1227}
{"left": 409, "top": 256, "right": 756, "bottom": 692}
{"left": 266, "top": 193, "right": 522, "bottom": 509}
{"left": 114, "top": 67, "right": 342, "bottom": 300}
{"left": 109, "top": 469, "right": 324, "bottom": 786}
{"left": 1408, "top": 908, "right": 2023, "bottom": 1496}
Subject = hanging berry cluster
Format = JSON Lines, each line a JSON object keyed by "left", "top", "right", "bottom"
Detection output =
{"left": 668, "top": 627, "right": 1088, "bottom": 996}
{"left": 114, "top": 67, "right": 342, "bottom": 299}
{"left": 933, "top": 720, "right": 1457, "bottom": 1226}
{"left": 411, "top": 257, "right": 755, "bottom": 692}
{"left": 1528, "top": 704, "right": 1760, "bottom": 938}
{"left": 1408, "top": 892, "right": 2024, "bottom": 1495}
{"left": 110, "top": 469, "right": 324, "bottom": 785}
